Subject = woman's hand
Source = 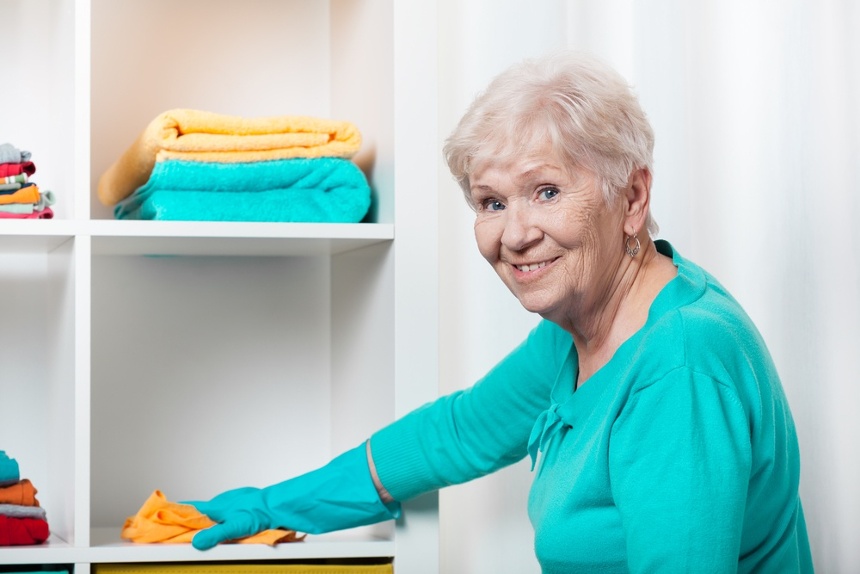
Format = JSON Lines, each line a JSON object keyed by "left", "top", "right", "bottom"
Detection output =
{"left": 183, "top": 442, "right": 401, "bottom": 550}
{"left": 184, "top": 487, "right": 272, "bottom": 549}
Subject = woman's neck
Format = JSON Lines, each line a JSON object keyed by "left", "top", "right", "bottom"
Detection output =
{"left": 570, "top": 239, "right": 676, "bottom": 387}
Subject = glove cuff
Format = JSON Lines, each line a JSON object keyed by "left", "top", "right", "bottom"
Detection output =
{"left": 265, "top": 443, "right": 400, "bottom": 534}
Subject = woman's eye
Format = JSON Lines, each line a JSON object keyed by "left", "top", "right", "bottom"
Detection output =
{"left": 538, "top": 187, "right": 560, "bottom": 201}
{"left": 482, "top": 199, "right": 506, "bottom": 211}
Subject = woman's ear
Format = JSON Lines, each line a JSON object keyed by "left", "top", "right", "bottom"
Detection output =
{"left": 623, "top": 168, "right": 651, "bottom": 234}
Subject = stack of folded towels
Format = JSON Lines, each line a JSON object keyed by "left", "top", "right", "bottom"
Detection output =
{"left": 0, "top": 143, "right": 56, "bottom": 219}
{"left": 0, "top": 450, "right": 49, "bottom": 546}
{"left": 97, "top": 109, "right": 372, "bottom": 223}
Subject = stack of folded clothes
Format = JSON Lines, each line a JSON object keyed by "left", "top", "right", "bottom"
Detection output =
{"left": 97, "top": 109, "right": 372, "bottom": 223}
{"left": 0, "top": 143, "right": 56, "bottom": 219}
{"left": 0, "top": 450, "right": 50, "bottom": 546}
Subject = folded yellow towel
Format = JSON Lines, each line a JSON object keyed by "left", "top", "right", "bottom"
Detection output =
{"left": 97, "top": 109, "right": 362, "bottom": 206}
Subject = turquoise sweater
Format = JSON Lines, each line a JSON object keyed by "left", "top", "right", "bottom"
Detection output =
{"left": 371, "top": 241, "right": 812, "bottom": 572}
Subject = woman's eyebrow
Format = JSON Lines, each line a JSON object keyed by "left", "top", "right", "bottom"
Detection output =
{"left": 470, "top": 162, "right": 566, "bottom": 193}
{"left": 469, "top": 183, "right": 496, "bottom": 194}
{"left": 516, "top": 164, "right": 565, "bottom": 183}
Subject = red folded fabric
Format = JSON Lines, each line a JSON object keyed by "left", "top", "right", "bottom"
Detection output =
{"left": 0, "top": 161, "right": 35, "bottom": 177}
{"left": 0, "top": 515, "right": 49, "bottom": 545}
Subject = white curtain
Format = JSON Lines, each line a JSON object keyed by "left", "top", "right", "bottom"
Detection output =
{"left": 437, "top": 1, "right": 860, "bottom": 572}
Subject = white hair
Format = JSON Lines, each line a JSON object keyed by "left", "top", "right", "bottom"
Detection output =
{"left": 444, "top": 50, "right": 658, "bottom": 236}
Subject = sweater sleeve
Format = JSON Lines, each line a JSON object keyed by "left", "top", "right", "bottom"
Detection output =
{"left": 608, "top": 367, "right": 753, "bottom": 573}
{"left": 370, "top": 320, "right": 569, "bottom": 502}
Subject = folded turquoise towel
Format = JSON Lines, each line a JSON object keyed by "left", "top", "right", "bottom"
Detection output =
{"left": 114, "top": 157, "right": 371, "bottom": 223}
{"left": 0, "top": 450, "right": 19, "bottom": 486}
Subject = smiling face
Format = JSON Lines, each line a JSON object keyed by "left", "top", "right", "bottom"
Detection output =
{"left": 469, "top": 149, "right": 628, "bottom": 326}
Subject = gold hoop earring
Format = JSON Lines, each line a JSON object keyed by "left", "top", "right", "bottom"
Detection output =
{"left": 625, "top": 233, "right": 640, "bottom": 257}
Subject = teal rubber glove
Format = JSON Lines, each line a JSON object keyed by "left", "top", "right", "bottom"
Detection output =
{"left": 183, "top": 443, "right": 401, "bottom": 550}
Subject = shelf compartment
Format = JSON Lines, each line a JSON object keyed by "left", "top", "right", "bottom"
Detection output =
{"left": 0, "top": 241, "right": 78, "bottom": 551}
{"left": 89, "top": 0, "right": 394, "bottom": 225}
{"left": 89, "top": 243, "right": 395, "bottom": 542}
{"left": 90, "top": 255, "right": 333, "bottom": 530}
{"left": 0, "top": 0, "right": 76, "bottom": 221}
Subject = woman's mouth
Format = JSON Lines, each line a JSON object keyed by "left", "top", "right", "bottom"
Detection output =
{"left": 514, "top": 259, "right": 555, "bottom": 273}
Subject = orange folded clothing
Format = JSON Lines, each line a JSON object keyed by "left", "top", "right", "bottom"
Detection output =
{"left": 0, "top": 479, "right": 39, "bottom": 506}
{"left": 121, "top": 490, "right": 302, "bottom": 545}
{"left": 0, "top": 184, "right": 40, "bottom": 205}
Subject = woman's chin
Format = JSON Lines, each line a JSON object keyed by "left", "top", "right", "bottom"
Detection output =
{"left": 515, "top": 295, "right": 555, "bottom": 316}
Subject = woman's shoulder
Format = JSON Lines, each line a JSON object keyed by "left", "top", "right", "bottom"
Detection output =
{"left": 640, "top": 267, "right": 777, "bottom": 397}
{"left": 650, "top": 241, "right": 765, "bottom": 348}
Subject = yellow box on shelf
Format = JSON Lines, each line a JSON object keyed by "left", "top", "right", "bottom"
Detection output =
{"left": 93, "top": 563, "right": 392, "bottom": 574}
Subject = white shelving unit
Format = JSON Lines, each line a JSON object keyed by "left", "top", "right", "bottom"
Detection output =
{"left": 0, "top": 0, "right": 439, "bottom": 572}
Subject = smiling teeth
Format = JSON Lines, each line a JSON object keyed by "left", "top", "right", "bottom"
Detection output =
{"left": 517, "top": 262, "right": 547, "bottom": 272}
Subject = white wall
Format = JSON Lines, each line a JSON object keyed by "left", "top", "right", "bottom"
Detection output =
{"left": 437, "top": 1, "right": 860, "bottom": 572}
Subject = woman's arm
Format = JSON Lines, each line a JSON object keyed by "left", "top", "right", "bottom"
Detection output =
{"left": 370, "top": 319, "right": 570, "bottom": 502}
{"left": 609, "top": 367, "right": 752, "bottom": 571}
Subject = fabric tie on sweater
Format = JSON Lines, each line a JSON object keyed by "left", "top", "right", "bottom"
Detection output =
{"left": 121, "top": 490, "right": 302, "bottom": 545}
{"left": 528, "top": 404, "right": 568, "bottom": 470}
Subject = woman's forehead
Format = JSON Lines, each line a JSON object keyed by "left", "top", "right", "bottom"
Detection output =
{"left": 470, "top": 146, "right": 581, "bottom": 183}
{"left": 474, "top": 157, "right": 561, "bottom": 180}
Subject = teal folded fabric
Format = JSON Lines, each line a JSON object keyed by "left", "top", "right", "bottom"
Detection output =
{"left": 114, "top": 157, "right": 371, "bottom": 223}
{"left": 0, "top": 451, "right": 19, "bottom": 487}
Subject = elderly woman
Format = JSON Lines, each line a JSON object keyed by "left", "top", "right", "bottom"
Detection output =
{"left": 186, "top": 52, "right": 813, "bottom": 572}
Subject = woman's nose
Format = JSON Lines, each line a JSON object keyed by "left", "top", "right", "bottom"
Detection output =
{"left": 500, "top": 203, "right": 542, "bottom": 251}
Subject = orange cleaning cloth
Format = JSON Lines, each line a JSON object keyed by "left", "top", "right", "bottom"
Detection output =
{"left": 121, "top": 490, "right": 302, "bottom": 545}
{"left": 0, "top": 479, "right": 40, "bottom": 506}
